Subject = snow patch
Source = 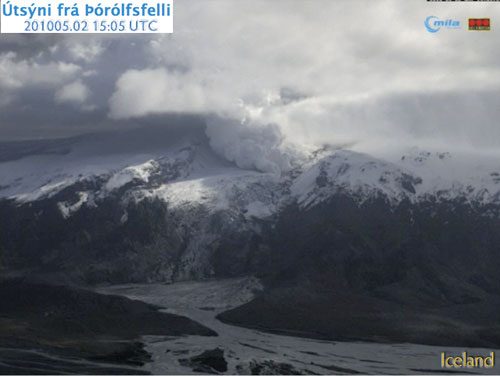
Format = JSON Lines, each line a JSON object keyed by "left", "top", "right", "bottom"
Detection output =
{"left": 57, "top": 192, "right": 90, "bottom": 219}
{"left": 245, "top": 201, "right": 274, "bottom": 218}
{"left": 14, "top": 178, "right": 77, "bottom": 203}
{"left": 105, "top": 160, "right": 157, "bottom": 191}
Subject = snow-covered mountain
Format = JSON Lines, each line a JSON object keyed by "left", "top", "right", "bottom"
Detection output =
{"left": 1, "top": 124, "right": 499, "bottom": 283}
{"left": 1, "top": 124, "right": 499, "bottom": 348}
{"left": 2, "top": 125, "right": 500, "bottom": 219}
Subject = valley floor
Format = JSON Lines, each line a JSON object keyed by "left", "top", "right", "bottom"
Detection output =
{"left": 100, "top": 278, "right": 500, "bottom": 375}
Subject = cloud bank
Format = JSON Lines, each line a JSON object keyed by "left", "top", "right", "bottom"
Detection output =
{"left": 1, "top": 1, "right": 500, "bottom": 170}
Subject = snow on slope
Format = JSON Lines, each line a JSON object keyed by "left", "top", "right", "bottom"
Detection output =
{"left": 290, "top": 147, "right": 500, "bottom": 208}
{"left": 398, "top": 148, "right": 500, "bottom": 204}
{"left": 105, "top": 159, "right": 158, "bottom": 191}
{"left": 0, "top": 129, "right": 283, "bottom": 219}
{"left": 147, "top": 169, "right": 278, "bottom": 212}
{"left": 1, "top": 128, "right": 500, "bottom": 220}
{"left": 0, "top": 151, "right": 158, "bottom": 202}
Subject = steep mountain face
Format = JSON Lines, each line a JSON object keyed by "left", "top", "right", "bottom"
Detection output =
{"left": 218, "top": 196, "right": 500, "bottom": 347}
{"left": 0, "top": 124, "right": 499, "bottom": 285}
{"left": 0, "top": 124, "right": 499, "bottom": 346}
{"left": 0, "top": 124, "right": 278, "bottom": 283}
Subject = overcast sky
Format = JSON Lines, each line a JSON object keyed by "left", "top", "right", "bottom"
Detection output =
{"left": 1, "top": 0, "right": 500, "bottom": 171}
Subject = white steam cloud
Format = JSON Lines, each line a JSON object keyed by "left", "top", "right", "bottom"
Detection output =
{"left": 2, "top": 1, "right": 500, "bottom": 166}
{"left": 105, "top": 1, "right": 500, "bottom": 172}
{"left": 205, "top": 116, "right": 296, "bottom": 174}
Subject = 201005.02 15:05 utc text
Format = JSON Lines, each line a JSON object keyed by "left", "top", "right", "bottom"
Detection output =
{"left": 23, "top": 19, "right": 160, "bottom": 32}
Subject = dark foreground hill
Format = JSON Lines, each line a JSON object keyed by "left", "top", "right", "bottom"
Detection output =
{"left": 0, "top": 280, "right": 216, "bottom": 374}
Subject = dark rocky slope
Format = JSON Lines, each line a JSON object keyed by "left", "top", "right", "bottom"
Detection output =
{"left": 0, "top": 194, "right": 260, "bottom": 285}
{"left": 218, "top": 195, "right": 500, "bottom": 348}
{"left": 0, "top": 280, "right": 216, "bottom": 374}
{"left": 0, "top": 178, "right": 499, "bottom": 349}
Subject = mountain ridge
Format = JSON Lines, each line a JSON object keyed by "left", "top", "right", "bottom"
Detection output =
{"left": 2, "top": 125, "right": 500, "bottom": 216}
{"left": 0, "top": 124, "right": 499, "bottom": 348}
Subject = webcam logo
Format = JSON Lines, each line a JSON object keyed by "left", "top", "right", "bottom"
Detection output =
{"left": 425, "top": 16, "right": 460, "bottom": 33}
{"left": 469, "top": 18, "right": 490, "bottom": 31}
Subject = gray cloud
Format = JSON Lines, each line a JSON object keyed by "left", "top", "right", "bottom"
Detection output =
{"left": 1, "top": 0, "right": 500, "bottom": 169}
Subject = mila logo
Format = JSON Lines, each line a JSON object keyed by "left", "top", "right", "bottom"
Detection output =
{"left": 425, "top": 16, "right": 460, "bottom": 33}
